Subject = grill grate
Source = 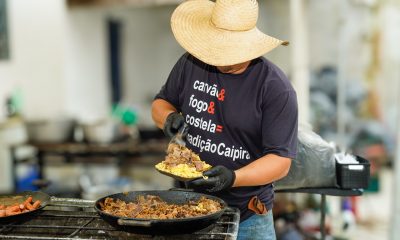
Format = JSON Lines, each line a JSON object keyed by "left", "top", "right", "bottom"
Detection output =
{"left": 0, "top": 197, "right": 239, "bottom": 240}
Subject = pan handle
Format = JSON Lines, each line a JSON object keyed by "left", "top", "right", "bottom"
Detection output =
{"left": 117, "top": 219, "right": 152, "bottom": 227}
{"left": 168, "top": 188, "right": 194, "bottom": 192}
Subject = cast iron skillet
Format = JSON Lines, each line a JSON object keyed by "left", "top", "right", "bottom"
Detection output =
{"left": 0, "top": 191, "right": 50, "bottom": 223}
{"left": 95, "top": 189, "right": 227, "bottom": 235}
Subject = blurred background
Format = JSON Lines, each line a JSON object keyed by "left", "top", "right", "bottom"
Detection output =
{"left": 0, "top": 0, "right": 399, "bottom": 239}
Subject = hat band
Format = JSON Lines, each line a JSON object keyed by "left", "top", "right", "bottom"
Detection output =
{"left": 209, "top": 18, "right": 253, "bottom": 32}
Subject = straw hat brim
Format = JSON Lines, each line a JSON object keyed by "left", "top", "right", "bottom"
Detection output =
{"left": 171, "top": 0, "right": 288, "bottom": 66}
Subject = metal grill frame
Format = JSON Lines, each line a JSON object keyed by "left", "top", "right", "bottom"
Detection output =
{"left": 0, "top": 197, "right": 239, "bottom": 240}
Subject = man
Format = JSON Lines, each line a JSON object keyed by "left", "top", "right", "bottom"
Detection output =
{"left": 152, "top": 0, "right": 298, "bottom": 239}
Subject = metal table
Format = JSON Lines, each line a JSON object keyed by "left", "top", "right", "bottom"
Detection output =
{"left": 276, "top": 187, "right": 363, "bottom": 240}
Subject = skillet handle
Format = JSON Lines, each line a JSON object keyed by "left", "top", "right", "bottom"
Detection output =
{"left": 168, "top": 188, "right": 194, "bottom": 192}
{"left": 117, "top": 219, "right": 152, "bottom": 227}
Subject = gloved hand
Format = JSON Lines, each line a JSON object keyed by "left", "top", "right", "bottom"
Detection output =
{"left": 188, "top": 166, "right": 236, "bottom": 192}
{"left": 163, "top": 112, "right": 187, "bottom": 138}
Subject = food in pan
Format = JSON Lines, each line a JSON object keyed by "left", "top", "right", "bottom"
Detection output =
{"left": 0, "top": 196, "right": 41, "bottom": 217}
{"left": 99, "top": 195, "right": 222, "bottom": 219}
{"left": 155, "top": 143, "right": 212, "bottom": 179}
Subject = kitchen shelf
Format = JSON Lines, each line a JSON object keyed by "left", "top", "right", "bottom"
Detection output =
{"left": 9, "top": 140, "right": 169, "bottom": 193}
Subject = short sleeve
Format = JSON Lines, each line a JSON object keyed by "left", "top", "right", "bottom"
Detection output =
{"left": 261, "top": 89, "right": 298, "bottom": 159}
{"left": 154, "top": 54, "right": 187, "bottom": 111}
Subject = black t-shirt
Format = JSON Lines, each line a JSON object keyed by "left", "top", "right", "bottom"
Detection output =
{"left": 155, "top": 53, "right": 298, "bottom": 221}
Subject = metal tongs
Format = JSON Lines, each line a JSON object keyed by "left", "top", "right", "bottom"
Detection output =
{"left": 159, "top": 123, "right": 210, "bottom": 181}
{"left": 170, "top": 122, "right": 188, "bottom": 147}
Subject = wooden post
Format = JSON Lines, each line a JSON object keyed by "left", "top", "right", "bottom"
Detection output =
{"left": 392, "top": 66, "right": 400, "bottom": 240}
{"left": 336, "top": 0, "right": 348, "bottom": 150}
{"left": 290, "top": 0, "right": 310, "bottom": 124}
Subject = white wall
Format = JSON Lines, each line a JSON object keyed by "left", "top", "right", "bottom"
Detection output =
{"left": 0, "top": 0, "right": 67, "bottom": 120}
{"left": 0, "top": 1, "right": 112, "bottom": 122}
{"left": 108, "top": 6, "right": 183, "bottom": 126}
{"left": 308, "top": 0, "right": 341, "bottom": 70}
{"left": 378, "top": 5, "right": 400, "bottom": 135}
{"left": 64, "top": 8, "right": 110, "bottom": 121}
{"left": 259, "top": 0, "right": 291, "bottom": 73}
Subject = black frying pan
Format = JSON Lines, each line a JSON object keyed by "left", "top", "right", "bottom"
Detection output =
{"left": 95, "top": 189, "right": 227, "bottom": 235}
{"left": 0, "top": 191, "right": 50, "bottom": 223}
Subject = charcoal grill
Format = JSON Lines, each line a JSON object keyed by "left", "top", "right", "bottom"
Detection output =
{"left": 0, "top": 197, "right": 239, "bottom": 240}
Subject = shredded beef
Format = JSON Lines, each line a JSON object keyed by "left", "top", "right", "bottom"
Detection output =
{"left": 100, "top": 195, "right": 222, "bottom": 219}
{"left": 164, "top": 143, "right": 208, "bottom": 171}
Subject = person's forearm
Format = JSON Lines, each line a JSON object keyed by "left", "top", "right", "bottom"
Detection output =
{"left": 151, "top": 99, "right": 177, "bottom": 129}
{"left": 233, "top": 154, "right": 291, "bottom": 187}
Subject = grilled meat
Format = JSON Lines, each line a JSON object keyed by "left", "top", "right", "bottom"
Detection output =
{"left": 100, "top": 195, "right": 222, "bottom": 219}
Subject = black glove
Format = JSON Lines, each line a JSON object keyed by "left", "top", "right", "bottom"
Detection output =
{"left": 188, "top": 166, "right": 236, "bottom": 192}
{"left": 163, "top": 112, "right": 187, "bottom": 138}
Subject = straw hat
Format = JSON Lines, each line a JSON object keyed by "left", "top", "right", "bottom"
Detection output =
{"left": 171, "top": 0, "right": 289, "bottom": 66}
